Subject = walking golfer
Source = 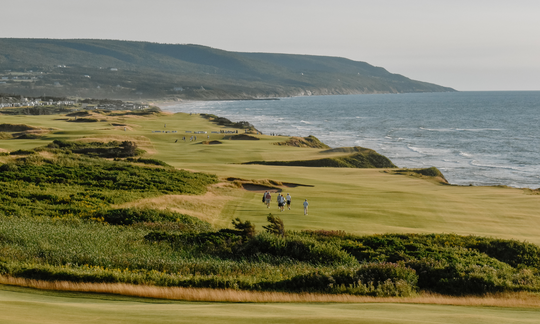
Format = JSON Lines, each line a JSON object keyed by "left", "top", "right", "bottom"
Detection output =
{"left": 286, "top": 193, "right": 291, "bottom": 210}
{"left": 265, "top": 191, "right": 272, "bottom": 208}
{"left": 303, "top": 199, "right": 309, "bottom": 215}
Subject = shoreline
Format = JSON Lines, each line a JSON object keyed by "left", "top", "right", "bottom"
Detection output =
{"left": 157, "top": 101, "right": 538, "bottom": 190}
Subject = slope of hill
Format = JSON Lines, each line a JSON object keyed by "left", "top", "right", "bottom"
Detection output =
{"left": 0, "top": 38, "right": 455, "bottom": 99}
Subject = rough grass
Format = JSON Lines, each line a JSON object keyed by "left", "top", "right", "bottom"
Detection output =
{"left": 274, "top": 135, "right": 330, "bottom": 149}
{"left": 0, "top": 123, "right": 39, "bottom": 132}
{"left": 391, "top": 167, "right": 448, "bottom": 184}
{"left": 1, "top": 276, "right": 539, "bottom": 307}
{"left": 244, "top": 151, "right": 397, "bottom": 168}
{"left": 114, "top": 183, "right": 241, "bottom": 226}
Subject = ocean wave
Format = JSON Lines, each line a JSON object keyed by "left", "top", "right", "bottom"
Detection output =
{"left": 300, "top": 120, "right": 311, "bottom": 124}
{"left": 407, "top": 144, "right": 425, "bottom": 155}
{"left": 419, "top": 127, "right": 455, "bottom": 132}
{"left": 455, "top": 128, "right": 503, "bottom": 132}
{"left": 459, "top": 152, "right": 473, "bottom": 158}
{"left": 469, "top": 160, "right": 520, "bottom": 171}
{"left": 443, "top": 159, "right": 461, "bottom": 164}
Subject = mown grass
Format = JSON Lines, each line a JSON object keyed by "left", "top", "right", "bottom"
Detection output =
{"left": 1, "top": 284, "right": 539, "bottom": 324}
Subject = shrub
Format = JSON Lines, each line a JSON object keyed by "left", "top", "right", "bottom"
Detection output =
{"left": 263, "top": 213, "right": 285, "bottom": 237}
{"left": 100, "top": 208, "right": 211, "bottom": 231}
{"left": 279, "top": 263, "right": 418, "bottom": 296}
{"left": 232, "top": 218, "right": 256, "bottom": 238}
{"left": 124, "top": 157, "right": 172, "bottom": 167}
{"left": 241, "top": 232, "right": 356, "bottom": 266}
{"left": 9, "top": 149, "right": 34, "bottom": 155}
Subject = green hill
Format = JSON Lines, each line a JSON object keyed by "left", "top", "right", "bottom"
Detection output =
{"left": 0, "top": 38, "right": 455, "bottom": 99}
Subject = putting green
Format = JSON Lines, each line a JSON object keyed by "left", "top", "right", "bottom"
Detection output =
{"left": 1, "top": 285, "right": 539, "bottom": 324}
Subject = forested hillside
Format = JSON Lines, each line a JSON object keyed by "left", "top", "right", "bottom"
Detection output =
{"left": 0, "top": 39, "right": 455, "bottom": 99}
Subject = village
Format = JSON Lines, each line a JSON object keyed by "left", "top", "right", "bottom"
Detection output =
{"left": 0, "top": 94, "right": 148, "bottom": 110}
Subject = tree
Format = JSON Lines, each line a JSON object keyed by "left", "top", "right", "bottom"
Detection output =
{"left": 231, "top": 218, "right": 256, "bottom": 238}
{"left": 121, "top": 141, "right": 138, "bottom": 156}
{"left": 263, "top": 213, "right": 285, "bottom": 237}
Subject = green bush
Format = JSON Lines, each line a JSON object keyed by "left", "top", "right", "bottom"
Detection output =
{"left": 278, "top": 263, "right": 418, "bottom": 296}
{"left": 336, "top": 233, "right": 540, "bottom": 294}
{"left": 101, "top": 208, "right": 211, "bottom": 230}
{"left": 124, "top": 157, "right": 172, "bottom": 168}
{"left": 241, "top": 232, "right": 356, "bottom": 266}
{"left": 0, "top": 156, "right": 217, "bottom": 193}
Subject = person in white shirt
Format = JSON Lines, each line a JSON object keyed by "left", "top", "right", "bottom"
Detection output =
{"left": 303, "top": 199, "right": 309, "bottom": 215}
{"left": 286, "top": 193, "right": 291, "bottom": 210}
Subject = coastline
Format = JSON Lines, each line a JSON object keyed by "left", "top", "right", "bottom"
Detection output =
{"left": 157, "top": 94, "right": 540, "bottom": 190}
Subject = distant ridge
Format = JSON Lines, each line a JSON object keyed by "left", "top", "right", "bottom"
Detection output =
{"left": 0, "top": 38, "right": 455, "bottom": 99}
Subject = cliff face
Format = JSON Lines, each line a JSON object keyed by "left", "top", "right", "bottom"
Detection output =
{"left": 0, "top": 39, "right": 455, "bottom": 99}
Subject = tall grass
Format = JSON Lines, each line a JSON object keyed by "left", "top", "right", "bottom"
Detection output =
{"left": 2, "top": 276, "right": 539, "bottom": 307}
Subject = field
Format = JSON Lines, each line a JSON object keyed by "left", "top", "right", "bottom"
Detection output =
{"left": 1, "top": 108, "right": 540, "bottom": 321}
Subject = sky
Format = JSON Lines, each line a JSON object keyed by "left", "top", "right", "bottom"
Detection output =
{"left": 2, "top": 0, "right": 540, "bottom": 91}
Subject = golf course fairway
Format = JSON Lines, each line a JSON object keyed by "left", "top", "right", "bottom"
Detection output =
{"left": 1, "top": 109, "right": 540, "bottom": 321}
{"left": 1, "top": 285, "right": 539, "bottom": 324}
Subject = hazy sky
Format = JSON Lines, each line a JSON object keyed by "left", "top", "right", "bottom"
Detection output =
{"left": 3, "top": 0, "right": 540, "bottom": 91}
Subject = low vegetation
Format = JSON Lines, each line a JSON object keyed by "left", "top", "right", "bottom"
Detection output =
{"left": 45, "top": 139, "right": 145, "bottom": 158}
{"left": 0, "top": 150, "right": 217, "bottom": 220}
{"left": 391, "top": 167, "right": 448, "bottom": 184}
{"left": 201, "top": 114, "right": 256, "bottom": 131}
{"left": 274, "top": 135, "right": 330, "bottom": 149}
{"left": 0, "top": 123, "right": 40, "bottom": 132}
{"left": 1, "top": 213, "right": 539, "bottom": 296}
{"left": 244, "top": 150, "right": 397, "bottom": 168}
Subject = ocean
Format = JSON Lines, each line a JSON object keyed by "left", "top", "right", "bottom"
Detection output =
{"left": 161, "top": 91, "right": 540, "bottom": 188}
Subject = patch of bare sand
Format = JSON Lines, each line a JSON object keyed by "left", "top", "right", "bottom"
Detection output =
{"left": 37, "top": 151, "right": 55, "bottom": 160}
{"left": 0, "top": 148, "right": 7, "bottom": 153}
{"left": 113, "top": 184, "right": 241, "bottom": 226}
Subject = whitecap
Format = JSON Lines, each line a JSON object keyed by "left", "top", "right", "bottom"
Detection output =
{"left": 419, "top": 127, "right": 455, "bottom": 132}
{"left": 469, "top": 160, "right": 520, "bottom": 171}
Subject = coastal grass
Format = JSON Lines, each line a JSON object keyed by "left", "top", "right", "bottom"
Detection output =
{"left": 1, "top": 276, "right": 540, "bottom": 307}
